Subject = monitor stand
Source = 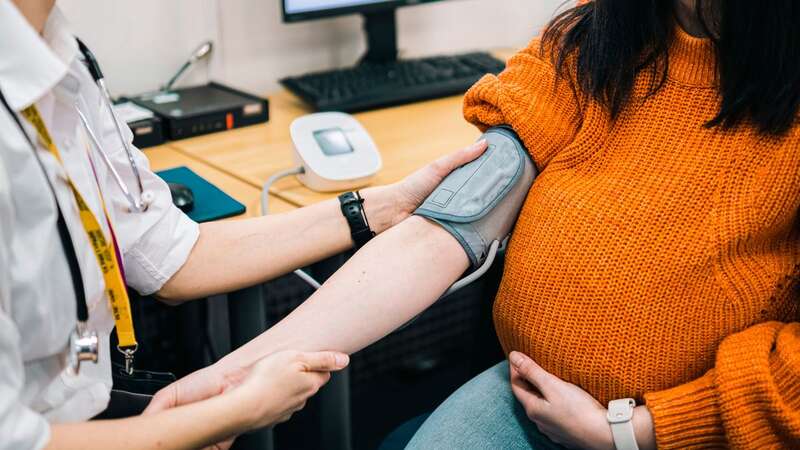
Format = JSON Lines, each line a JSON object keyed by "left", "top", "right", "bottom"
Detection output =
{"left": 360, "top": 9, "right": 399, "bottom": 64}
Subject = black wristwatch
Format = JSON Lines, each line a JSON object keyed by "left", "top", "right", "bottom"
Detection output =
{"left": 338, "top": 191, "right": 376, "bottom": 249}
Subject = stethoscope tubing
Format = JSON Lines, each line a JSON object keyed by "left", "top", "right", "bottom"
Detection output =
{"left": 75, "top": 107, "right": 141, "bottom": 212}
{"left": 76, "top": 37, "right": 149, "bottom": 213}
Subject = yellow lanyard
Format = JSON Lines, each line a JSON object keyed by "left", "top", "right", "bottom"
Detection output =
{"left": 21, "top": 105, "right": 138, "bottom": 351}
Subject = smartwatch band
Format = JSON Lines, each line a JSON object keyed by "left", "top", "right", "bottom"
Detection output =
{"left": 607, "top": 398, "right": 639, "bottom": 450}
{"left": 338, "top": 191, "right": 375, "bottom": 249}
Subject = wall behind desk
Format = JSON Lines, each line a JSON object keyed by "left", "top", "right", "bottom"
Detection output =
{"left": 58, "top": 0, "right": 564, "bottom": 97}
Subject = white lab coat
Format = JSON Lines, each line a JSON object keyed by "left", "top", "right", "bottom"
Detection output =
{"left": 0, "top": 3, "right": 199, "bottom": 448}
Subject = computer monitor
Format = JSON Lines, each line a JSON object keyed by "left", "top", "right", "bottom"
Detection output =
{"left": 282, "top": 0, "right": 448, "bottom": 63}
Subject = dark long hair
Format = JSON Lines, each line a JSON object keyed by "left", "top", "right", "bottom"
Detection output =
{"left": 542, "top": 0, "right": 800, "bottom": 135}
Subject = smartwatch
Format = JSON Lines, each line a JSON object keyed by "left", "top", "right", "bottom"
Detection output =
{"left": 338, "top": 191, "right": 375, "bottom": 249}
{"left": 607, "top": 398, "right": 639, "bottom": 450}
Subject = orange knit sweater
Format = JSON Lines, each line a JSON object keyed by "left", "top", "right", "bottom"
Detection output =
{"left": 464, "top": 27, "right": 800, "bottom": 449}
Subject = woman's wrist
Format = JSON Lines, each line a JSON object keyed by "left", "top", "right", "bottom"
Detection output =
{"left": 632, "top": 406, "right": 657, "bottom": 450}
{"left": 213, "top": 355, "right": 251, "bottom": 389}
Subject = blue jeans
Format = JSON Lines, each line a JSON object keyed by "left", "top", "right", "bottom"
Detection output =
{"left": 406, "top": 361, "right": 566, "bottom": 450}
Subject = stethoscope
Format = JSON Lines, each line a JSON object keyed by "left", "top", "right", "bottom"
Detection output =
{"left": 75, "top": 37, "right": 153, "bottom": 213}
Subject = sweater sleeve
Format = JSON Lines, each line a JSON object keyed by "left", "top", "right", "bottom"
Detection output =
{"left": 643, "top": 321, "right": 800, "bottom": 449}
{"left": 463, "top": 38, "right": 583, "bottom": 169}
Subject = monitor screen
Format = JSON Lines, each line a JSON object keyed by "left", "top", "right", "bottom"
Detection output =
{"left": 282, "top": 0, "right": 444, "bottom": 22}
{"left": 313, "top": 127, "right": 355, "bottom": 156}
{"left": 285, "top": 0, "right": 393, "bottom": 15}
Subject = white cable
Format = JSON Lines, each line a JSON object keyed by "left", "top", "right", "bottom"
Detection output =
{"left": 441, "top": 239, "right": 501, "bottom": 298}
{"left": 292, "top": 269, "right": 322, "bottom": 290}
{"left": 261, "top": 167, "right": 304, "bottom": 218}
{"left": 261, "top": 166, "right": 323, "bottom": 290}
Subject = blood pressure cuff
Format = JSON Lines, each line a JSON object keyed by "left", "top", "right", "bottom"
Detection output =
{"left": 414, "top": 126, "right": 537, "bottom": 267}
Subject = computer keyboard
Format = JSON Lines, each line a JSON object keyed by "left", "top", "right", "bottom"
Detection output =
{"left": 281, "top": 52, "right": 506, "bottom": 113}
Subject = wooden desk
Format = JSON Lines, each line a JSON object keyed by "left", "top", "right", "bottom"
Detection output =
{"left": 167, "top": 49, "right": 516, "bottom": 208}
{"left": 169, "top": 86, "right": 482, "bottom": 208}
{"left": 144, "top": 145, "right": 296, "bottom": 216}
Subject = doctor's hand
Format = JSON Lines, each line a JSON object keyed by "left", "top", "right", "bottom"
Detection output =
{"left": 228, "top": 350, "right": 349, "bottom": 428}
{"left": 144, "top": 350, "right": 348, "bottom": 447}
{"left": 362, "top": 139, "right": 488, "bottom": 232}
{"left": 508, "top": 352, "right": 656, "bottom": 450}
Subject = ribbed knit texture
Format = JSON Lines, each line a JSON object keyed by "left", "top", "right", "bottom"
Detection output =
{"left": 464, "top": 26, "right": 800, "bottom": 448}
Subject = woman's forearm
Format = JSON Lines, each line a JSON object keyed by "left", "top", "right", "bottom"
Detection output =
{"left": 219, "top": 215, "right": 470, "bottom": 369}
{"left": 157, "top": 185, "right": 402, "bottom": 302}
{"left": 47, "top": 394, "right": 244, "bottom": 450}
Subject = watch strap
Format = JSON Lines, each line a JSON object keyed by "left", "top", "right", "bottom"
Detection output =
{"left": 338, "top": 191, "right": 375, "bottom": 249}
{"left": 608, "top": 399, "right": 639, "bottom": 450}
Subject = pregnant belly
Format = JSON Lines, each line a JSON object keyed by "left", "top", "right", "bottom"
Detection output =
{"left": 491, "top": 243, "right": 730, "bottom": 404}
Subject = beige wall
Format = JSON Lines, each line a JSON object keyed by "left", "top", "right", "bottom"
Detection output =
{"left": 58, "top": 0, "right": 564, "bottom": 97}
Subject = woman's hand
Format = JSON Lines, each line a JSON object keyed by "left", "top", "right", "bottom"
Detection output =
{"left": 145, "top": 364, "right": 243, "bottom": 417}
{"left": 362, "top": 139, "right": 488, "bottom": 232}
{"left": 508, "top": 351, "right": 656, "bottom": 450}
{"left": 145, "top": 364, "right": 247, "bottom": 450}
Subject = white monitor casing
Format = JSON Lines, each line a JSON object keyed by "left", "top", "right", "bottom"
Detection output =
{"left": 290, "top": 112, "right": 382, "bottom": 192}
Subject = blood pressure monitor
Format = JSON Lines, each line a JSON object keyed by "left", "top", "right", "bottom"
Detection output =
{"left": 290, "top": 112, "right": 382, "bottom": 192}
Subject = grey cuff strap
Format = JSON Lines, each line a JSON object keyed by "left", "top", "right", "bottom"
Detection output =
{"left": 414, "top": 126, "right": 537, "bottom": 268}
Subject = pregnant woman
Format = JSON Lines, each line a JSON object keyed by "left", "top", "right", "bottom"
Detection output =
{"left": 150, "top": 0, "right": 799, "bottom": 448}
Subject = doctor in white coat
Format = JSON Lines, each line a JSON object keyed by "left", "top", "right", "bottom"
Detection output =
{"left": 0, "top": 1, "right": 487, "bottom": 448}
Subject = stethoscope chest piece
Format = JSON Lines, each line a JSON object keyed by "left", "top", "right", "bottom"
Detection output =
{"left": 67, "top": 326, "right": 99, "bottom": 375}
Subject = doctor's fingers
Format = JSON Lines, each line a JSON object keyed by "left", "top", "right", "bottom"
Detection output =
{"left": 295, "top": 350, "right": 350, "bottom": 372}
{"left": 294, "top": 370, "right": 332, "bottom": 398}
{"left": 203, "top": 437, "right": 235, "bottom": 450}
{"left": 429, "top": 139, "right": 488, "bottom": 178}
{"left": 144, "top": 383, "right": 179, "bottom": 414}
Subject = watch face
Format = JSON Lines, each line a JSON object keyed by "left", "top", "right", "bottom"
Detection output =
{"left": 607, "top": 398, "right": 636, "bottom": 423}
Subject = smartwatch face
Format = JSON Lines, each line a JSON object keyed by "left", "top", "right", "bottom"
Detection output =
{"left": 313, "top": 127, "right": 354, "bottom": 156}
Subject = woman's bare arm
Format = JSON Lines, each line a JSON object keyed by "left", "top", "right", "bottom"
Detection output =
{"left": 146, "top": 208, "right": 470, "bottom": 415}
{"left": 219, "top": 215, "right": 469, "bottom": 369}
{"left": 145, "top": 143, "right": 485, "bottom": 415}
